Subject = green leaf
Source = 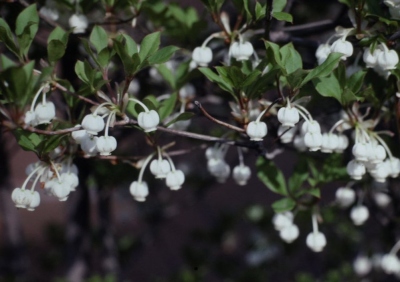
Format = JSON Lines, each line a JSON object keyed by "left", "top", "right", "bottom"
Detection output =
{"left": 139, "top": 32, "right": 161, "bottom": 62}
{"left": 307, "top": 188, "right": 321, "bottom": 198}
{"left": 48, "top": 26, "right": 68, "bottom": 44}
{"left": 156, "top": 64, "right": 176, "bottom": 89}
{"left": 347, "top": 70, "right": 366, "bottom": 93}
{"left": 0, "top": 19, "right": 20, "bottom": 59}
{"left": 90, "top": 25, "right": 108, "bottom": 53}
{"left": 264, "top": 41, "right": 282, "bottom": 69}
{"left": 272, "top": 11, "right": 293, "bottom": 23}
{"left": 15, "top": 4, "right": 39, "bottom": 57}
{"left": 0, "top": 54, "right": 17, "bottom": 70}
{"left": 75, "top": 60, "right": 89, "bottom": 84}
{"left": 256, "top": 157, "right": 287, "bottom": 196}
{"left": 198, "top": 67, "right": 234, "bottom": 95}
{"left": 255, "top": 2, "right": 266, "bottom": 21}
{"left": 302, "top": 52, "right": 342, "bottom": 86}
{"left": 148, "top": 46, "right": 180, "bottom": 65}
{"left": 113, "top": 39, "right": 138, "bottom": 75}
{"left": 272, "top": 198, "right": 296, "bottom": 213}
{"left": 313, "top": 75, "right": 342, "bottom": 102}
{"left": 272, "top": 0, "right": 287, "bottom": 12}
{"left": 341, "top": 88, "right": 362, "bottom": 105}
{"left": 280, "top": 43, "right": 302, "bottom": 74}
{"left": 48, "top": 40, "right": 67, "bottom": 62}
{"left": 158, "top": 92, "right": 177, "bottom": 121}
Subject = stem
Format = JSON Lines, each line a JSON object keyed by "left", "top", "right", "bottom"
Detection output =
{"left": 21, "top": 165, "right": 44, "bottom": 190}
{"left": 201, "top": 32, "right": 222, "bottom": 48}
{"left": 30, "top": 167, "right": 46, "bottom": 192}
{"left": 42, "top": 93, "right": 46, "bottom": 105}
{"left": 312, "top": 213, "right": 319, "bottom": 234}
{"left": 264, "top": 0, "right": 273, "bottom": 40}
{"left": 329, "top": 119, "right": 345, "bottom": 134}
{"left": 194, "top": 101, "right": 245, "bottom": 133}
{"left": 164, "top": 153, "right": 176, "bottom": 171}
{"left": 390, "top": 239, "right": 400, "bottom": 255}
{"left": 295, "top": 107, "right": 310, "bottom": 123}
{"left": 93, "top": 102, "right": 114, "bottom": 116}
{"left": 104, "top": 111, "right": 115, "bottom": 137}
{"left": 50, "top": 161, "right": 62, "bottom": 182}
{"left": 30, "top": 85, "right": 47, "bottom": 112}
{"left": 128, "top": 98, "right": 149, "bottom": 112}
{"left": 138, "top": 153, "right": 155, "bottom": 183}
{"left": 237, "top": 147, "right": 244, "bottom": 165}
{"left": 157, "top": 146, "right": 162, "bottom": 162}
{"left": 372, "top": 132, "right": 394, "bottom": 159}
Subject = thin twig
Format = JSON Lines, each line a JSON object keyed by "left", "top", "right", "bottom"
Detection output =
{"left": 194, "top": 101, "right": 245, "bottom": 133}
{"left": 52, "top": 81, "right": 99, "bottom": 106}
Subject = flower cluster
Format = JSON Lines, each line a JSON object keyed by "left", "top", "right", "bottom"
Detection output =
{"left": 363, "top": 43, "right": 399, "bottom": 78}
{"left": 12, "top": 157, "right": 79, "bottom": 210}
{"left": 24, "top": 84, "right": 56, "bottom": 126}
{"left": 272, "top": 211, "right": 299, "bottom": 243}
{"left": 129, "top": 147, "right": 185, "bottom": 202}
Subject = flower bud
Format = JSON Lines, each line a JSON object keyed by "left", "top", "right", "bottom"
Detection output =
{"left": 350, "top": 205, "right": 369, "bottom": 226}
{"left": 306, "top": 231, "right": 327, "bottom": 252}
{"left": 166, "top": 170, "right": 185, "bottom": 190}
{"left": 232, "top": 164, "right": 251, "bottom": 186}
{"left": 138, "top": 110, "right": 160, "bottom": 132}
{"left": 230, "top": 41, "right": 254, "bottom": 61}
{"left": 96, "top": 136, "right": 117, "bottom": 156}
{"left": 34, "top": 101, "right": 56, "bottom": 124}
{"left": 192, "top": 46, "right": 213, "bottom": 67}
{"left": 246, "top": 121, "right": 267, "bottom": 141}
{"left": 277, "top": 106, "right": 300, "bottom": 127}
{"left": 179, "top": 84, "right": 196, "bottom": 102}
{"left": 82, "top": 114, "right": 105, "bottom": 135}
{"left": 129, "top": 181, "right": 149, "bottom": 202}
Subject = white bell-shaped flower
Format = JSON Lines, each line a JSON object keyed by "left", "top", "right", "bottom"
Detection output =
{"left": 335, "top": 187, "right": 356, "bottom": 208}
{"left": 277, "top": 106, "right": 300, "bottom": 127}
{"left": 350, "top": 205, "right": 369, "bottom": 226}
{"left": 363, "top": 47, "right": 381, "bottom": 68}
{"left": 192, "top": 46, "right": 213, "bottom": 67}
{"left": 129, "top": 181, "right": 149, "bottom": 202}
{"left": 321, "top": 133, "right": 339, "bottom": 153}
{"left": 11, "top": 188, "right": 32, "bottom": 209}
{"left": 150, "top": 159, "right": 171, "bottom": 179}
{"left": 301, "top": 120, "right": 321, "bottom": 134}
{"left": 230, "top": 41, "right": 254, "bottom": 61}
{"left": 205, "top": 147, "right": 224, "bottom": 160}
{"left": 96, "top": 136, "right": 117, "bottom": 156}
{"left": 279, "top": 224, "right": 299, "bottom": 243}
{"left": 61, "top": 172, "right": 79, "bottom": 191}
{"left": 381, "top": 254, "right": 400, "bottom": 274}
{"left": 215, "top": 162, "right": 231, "bottom": 183}
{"left": 334, "top": 134, "right": 349, "bottom": 153}
{"left": 246, "top": 121, "right": 267, "bottom": 141}
{"left": 82, "top": 114, "right": 105, "bottom": 135}
{"left": 352, "top": 142, "right": 370, "bottom": 162}
{"left": 26, "top": 191, "right": 40, "bottom": 211}
{"left": 353, "top": 256, "right": 372, "bottom": 276}
{"left": 369, "top": 144, "right": 386, "bottom": 164}
{"left": 387, "top": 157, "right": 400, "bottom": 178}
{"left": 232, "top": 164, "right": 251, "bottom": 186}
{"left": 278, "top": 125, "right": 296, "bottom": 143}
{"left": 207, "top": 158, "right": 228, "bottom": 176}
{"left": 370, "top": 162, "right": 390, "bottom": 183}
{"left": 138, "top": 110, "right": 160, "bottom": 132}
{"left": 377, "top": 44, "right": 399, "bottom": 70}
{"left": 39, "top": 6, "right": 59, "bottom": 21}
{"left": 34, "top": 101, "right": 56, "bottom": 124}
{"left": 51, "top": 181, "right": 71, "bottom": 201}
{"left": 24, "top": 110, "right": 38, "bottom": 126}
{"left": 374, "top": 192, "right": 391, "bottom": 208}
{"left": 71, "top": 125, "right": 90, "bottom": 144}
{"left": 272, "top": 211, "right": 294, "bottom": 231}
{"left": 81, "top": 136, "right": 98, "bottom": 156}
{"left": 347, "top": 160, "right": 366, "bottom": 180}
{"left": 166, "top": 170, "right": 185, "bottom": 190}
{"left": 316, "top": 43, "right": 331, "bottom": 65}
{"left": 304, "top": 132, "right": 323, "bottom": 151}
{"left": 330, "top": 38, "right": 353, "bottom": 60}
{"left": 306, "top": 231, "right": 327, "bottom": 252}
{"left": 69, "top": 14, "right": 88, "bottom": 34}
